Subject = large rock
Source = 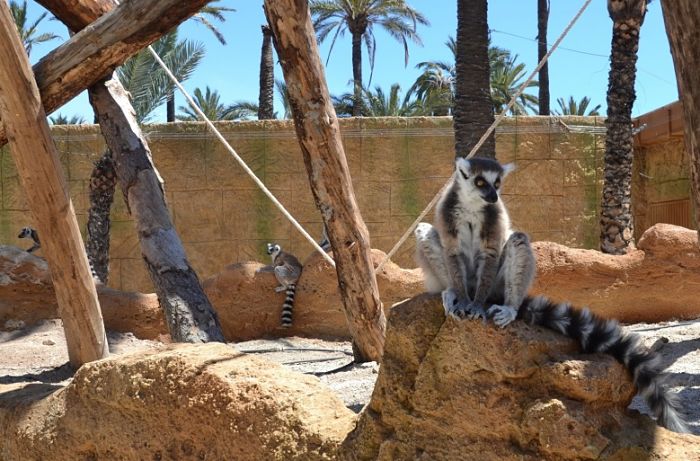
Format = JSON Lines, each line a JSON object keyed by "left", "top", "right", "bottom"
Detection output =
{"left": 203, "top": 248, "right": 424, "bottom": 341}
{"left": 532, "top": 223, "right": 700, "bottom": 322}
{"left": 0, "top": 343, "right": 355, "bottom": 460}
{"left": 343, "top": 294, "right": 700, "bottom": 460}
{"left": 0, "top": 245, "right": 165, "bottom": 338}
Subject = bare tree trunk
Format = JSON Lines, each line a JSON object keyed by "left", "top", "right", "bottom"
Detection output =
{"left": 0, "top": 0, "right": 108, "bottom": 367}
{"left": 167, "top": 92, "right": 176, "bottom": 122}
{"left": 537, "top": 0, "right": 550, "bottom": 115}
{"left": 264, "top": 0, "right": 386, "bottom": 363}
{"left": 661, "top": 0, "right": 700, "bottom": 241}
{"left": 599, "top": 0, "right": 647, "bottom": 254}
{"left": 258, "top": 25, "right": 275, "bottom": 120}
{"left": 86, "top": 149, "right": 116, "bottom": 284}
{"left": 454, "top": 0, "right": 495, "bottom": 158}
{"left": 89, "top": 77, "right": 225, "bottom": 342}
{"left": 351, "top": 30, "right": 364, "bottom": 117}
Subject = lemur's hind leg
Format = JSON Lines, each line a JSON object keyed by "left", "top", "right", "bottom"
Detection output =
{"left": 487, "top": 232, "right": 536, "bottom": 328}
{"left": 414, "top": 223, "right": 450, "bottom": 293}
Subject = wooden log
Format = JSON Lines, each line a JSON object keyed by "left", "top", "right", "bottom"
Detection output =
{"left": 88, "top": 77, "right": 225, "bottom": 343}
{"left": 264, "top": 0, "right": 386, "bottom": 362}
{"left": 661, "top": 0, "right": 700, "bottom": 242}
{"left": 0, "top": 0, "right": 108, "bottom": 367}
{"left": 0, "top": 0, "right": 211, "bottom": 147}
{"left": 39, "top": 0, "right": 225, "bottom": 342}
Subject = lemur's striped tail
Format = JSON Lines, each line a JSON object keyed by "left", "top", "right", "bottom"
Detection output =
{"left": 281, "top": 284, "right": 296, "bottom": 328}
{"left": 518, "top": 295, "right": 689, "bottom": 433}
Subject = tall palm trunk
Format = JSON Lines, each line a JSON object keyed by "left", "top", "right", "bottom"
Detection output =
{"left": 166, "top": 91, "right": 175, "bottom": 122}
{"left": 351, "top": 30, "right": 364, "bottom": 116}
{"left": 86, "top": 149, "right": 117, "bottom": 284}
{"left": 537, "top": 0, "right": 550, "bottom": 115}
{"left": 454, "top": 0, "right": 495, "bottom": 158}
{"left": 661, "top": 0, "right": 700, "bottom": 242}
{"left": 600, "top": 0, "right": 647, "bottom": 254}
{"left": 258, "top": 25, "right": 275, "bottom": 119}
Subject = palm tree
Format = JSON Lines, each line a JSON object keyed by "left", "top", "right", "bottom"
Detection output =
{"left": 166, "top": 2, "right": 234, "bottom": 122}
{"left": 117, "top": 31, "right": 205, "bottom": 123}
{"left": 363, "top": 84, "right": 425, "bottom": 116}
{"left": 10, "top": 0, "right": 60, "bottom": 57}
{"left": 554, "top": 96, "right": 601, "bottom": 116}
{"left": 407, "top": 37, "right": 455, "bottom": 116}
{"left": 409, "top": 38, "right": 538, "bottom": 117}
{"left": 227, "top": 101, "right": 261, "bottom": 120}
{"left": 537, "top": 0, "right": 550, "bottom": 115}
{"left": 599, "top": 0, "right": 649, "bottom": 254}
{"left": 454, "top": 0, "right": 494, "bottom": 158}
{"left": 49, "top": 113, "right": 86, "bottom": 125}
{"left": 176, "top": 86, "right": 239, "bottom": 121}
{"left": 490, "top": 53, "right": 539, "bottom": 115}
{"left": 310, "top": 0, "right": 428, "bottom": 116}
{"left": 258, "top": 25, "right": 275, "bottom": 120}
{"left": 332, "top": 91, "right": 356, "bottom": 117}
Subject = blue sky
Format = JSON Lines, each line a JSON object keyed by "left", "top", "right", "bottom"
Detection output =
{"left": 27, "top": 0, "right": 678, "bottom": 122}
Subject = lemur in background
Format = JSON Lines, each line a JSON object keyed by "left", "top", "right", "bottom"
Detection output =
{"left": 18, "top": 227, "right": 40, "bottom": 253}
{"left": 267, "top": 243, "right": 303, "bottom": 328}
{"left": 414, "top": 156, "right": 688, "bottom": 433}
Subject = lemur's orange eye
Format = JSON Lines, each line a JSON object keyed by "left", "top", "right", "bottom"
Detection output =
{"left": 476, "top": 179, "right": 486, "bottom": 187}
{"left": 494, "top": 180, "right": 501, "bottom": 189}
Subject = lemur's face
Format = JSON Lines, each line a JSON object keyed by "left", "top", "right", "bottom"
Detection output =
{"left": 455, "top": 157, "right": 514, "bottom": 204}
{"left": 17, "top": 227, "right": 32, "bottom": 239}
{"left": 266, "top": 243, "right": 281, "bottom": 257}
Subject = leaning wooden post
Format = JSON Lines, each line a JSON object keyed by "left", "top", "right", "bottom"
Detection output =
{"left": 661, "top": 0, "right": 700, "bottom": 243}
{"left": 264, "top": 0, "right": 386, "bottom": 362}
{"left": 0, "top": 1, "right": 108, "bottom": 367}
{"left": 37, "top": 0, "right": 226, "bottom": 343}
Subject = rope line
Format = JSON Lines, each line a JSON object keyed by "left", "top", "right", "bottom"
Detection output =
{"left": 146, "top": 46, "right": 335, "bottom": 267}
{"left": 374, "top": 0, "right": 593, "bottom": 274}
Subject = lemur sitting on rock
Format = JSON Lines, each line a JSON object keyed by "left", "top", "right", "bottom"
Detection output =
{"left": 414, "top": 156, "right": 688, "bottom": 433}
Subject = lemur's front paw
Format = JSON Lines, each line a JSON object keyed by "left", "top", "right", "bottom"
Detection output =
{"left": 464, "top": 301, "right": 487, "bottom": 320}
{"left": 447, "top": 298, "right": 486, "bottom": 321}
{"left": 487, "top": 305, "right": 518, "bottom": 328}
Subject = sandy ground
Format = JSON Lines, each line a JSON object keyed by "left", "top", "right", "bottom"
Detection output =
{"left": 1, "top": 318, "right": 699, "bottom": 434}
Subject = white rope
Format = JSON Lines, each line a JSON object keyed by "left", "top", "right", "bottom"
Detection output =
{"left": 146, "top": 46, "right": 335, "bottom": 266}
{"left": 374, "top": 0, "right": 593, "bottom": 274}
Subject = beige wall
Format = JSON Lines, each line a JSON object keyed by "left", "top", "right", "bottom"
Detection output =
{"left": 0, "top": 116, "right": 607, "bottom": 293}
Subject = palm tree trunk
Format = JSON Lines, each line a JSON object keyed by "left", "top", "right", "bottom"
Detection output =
{"left": 351, "top": 30, "right": 363, "bottom": 117}
{"left": 537, "top": 0, "right": 550, "bottom": 115}
{"left": 454, "top": 0, "right": 495, "bottom": 158}
{"left": 166, "top": 91, "right": 175, "bottom": 122}
{"left": 600, "top": 0, "right": 647, "bottom": 254}
{"left": 258, "top": 24, "right": 275, "bottom": 120}
{"left": 86, "top": 149, "right": 116, "bottom": 284}
{"left": 661, "top": 0, "right": 700, "bottom": 241}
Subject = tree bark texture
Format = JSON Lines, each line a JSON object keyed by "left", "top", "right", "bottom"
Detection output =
{"left": 537, "top": 0, "right": 550, "bottom": 115}
{"left": 264, "top": 0, "right": 386, "bottom": 363}
{"left": 88, "top": 78, "right": 225, "bottom": 343}
{"left": 0, "top": 0, "right": 108, "bottom": 367}
{"left": 351, "top": 30, "right": 364, "bottom": 117}
{"left": 166, "top": 93, "right": 176, "bottom": 122}
{"left": 86, "top": 149, "right": 116, "bottom": 284}
{"left": 661, "top": 1, "right": 700, "bottom": 241}
{"left": 454, "top": 0, "right": 495, "bottom": 158}
{"left": 0, "top": 0, "right": 212, "bottom": 148}
{"left": 258, "top": 25, "right": 275, "bottom": 120}
{"left": 600, "top": 0, "right": 647, "bottom": 254}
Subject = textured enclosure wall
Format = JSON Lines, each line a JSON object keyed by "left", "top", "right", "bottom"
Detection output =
{"left": 0, "top": 116, "right": 613, "bottom": 292}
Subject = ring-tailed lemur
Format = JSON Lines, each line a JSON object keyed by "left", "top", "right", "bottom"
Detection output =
{"left": 18, "top": 227, "right": 40, "bottom": 253}
{"left": 267, "top": 243, "right": 303, "bottom": 328}
{"left": 414, "top": 156, "right": 689, "bottom": 433}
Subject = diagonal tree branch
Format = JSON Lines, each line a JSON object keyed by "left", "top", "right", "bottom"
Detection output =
{"left": 0, "top": 0, "right": 211, "bottom": 147}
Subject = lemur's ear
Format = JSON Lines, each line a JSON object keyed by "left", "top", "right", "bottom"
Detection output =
{"left": 455, "top": 157, "right": 471, "bottom": 178}
{"left": 502, "top": 163, "right": 515, "bottom": 177}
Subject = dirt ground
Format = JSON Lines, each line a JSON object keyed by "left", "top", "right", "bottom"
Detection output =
{"left": 1, "top": 317, "right": 699, "bottom": 434}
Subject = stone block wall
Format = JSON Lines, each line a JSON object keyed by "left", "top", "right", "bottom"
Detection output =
{"left": 0, "top": 117, "right": 607, "bottom": 293}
